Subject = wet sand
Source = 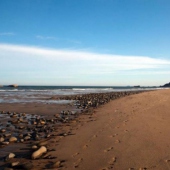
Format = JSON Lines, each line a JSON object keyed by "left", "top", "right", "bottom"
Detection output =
{"left": 1, "top": 89, "right": 170, "bottom": 169}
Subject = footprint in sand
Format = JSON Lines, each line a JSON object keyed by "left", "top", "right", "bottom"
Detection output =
{"left": 109, "top": 134, "right": 118, "bottom": 138}
{"left": 93, "top": 134, "right": 98, "bottom": 138}
{"left": 165, "top": 159, "right": 170, "bottom": 162}
{"left": 102, "top": 157, "right": 116, "bottom": 169}
{"left": 124, "top": 130, "right": 128, "bottom": 132}
{"left": 104, "top": 147, "right": 113, "bottom": 152}
{"left": 74, "top": 158, "right": 83, "bottom": 168}
{"left": 72, "top": 152, "right": 79, "bottom": 158}
{"left": 100, "top": 168, "right": 109, "bottom": 170}
{"left": 83, "top": 144, "right": 88, "bottom": 149}
{"left": 114, "top": 139, "right": 120, "bottom": 144}
{"left": 110, "top": 118, "right": 114, "bottom": 122}
{"left": 109, "top": 157, "right": 116, "bottom": 165}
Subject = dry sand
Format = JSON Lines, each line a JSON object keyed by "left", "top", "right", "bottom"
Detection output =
{"left": 1, "top": 89, "right": 170, "bottom": 170}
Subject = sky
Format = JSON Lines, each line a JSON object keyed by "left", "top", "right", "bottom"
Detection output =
{"left": 0, "top": 0, "right": 170, "bottom": 86}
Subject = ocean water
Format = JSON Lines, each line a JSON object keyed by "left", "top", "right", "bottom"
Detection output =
{"left": 0, "top": 85, "right": 162, "bottom": 104}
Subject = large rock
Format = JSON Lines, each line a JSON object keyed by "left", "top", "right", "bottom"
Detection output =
{"left": 31, "top": 146, "right": 47, "bottom": 159}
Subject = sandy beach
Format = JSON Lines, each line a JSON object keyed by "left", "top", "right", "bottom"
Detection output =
{"left": 1, "top": 89, "right": 170, "bottom": 170}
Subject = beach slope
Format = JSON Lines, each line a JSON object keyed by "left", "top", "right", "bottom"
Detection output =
{"left": 54, "top": 89, "right": 170, "bottom": 170}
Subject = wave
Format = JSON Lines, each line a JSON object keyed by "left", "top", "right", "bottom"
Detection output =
{"left": 72, "top": 88, "right": 114, "bottom": 91}
{"left": 72, "top": 88, "right": 86, "bottom": 91}
{"left": 0, "top": 89, "right": 19, "bottom": 92}
{"left": 29, "top": 90, "right": 49, "bottom": 92}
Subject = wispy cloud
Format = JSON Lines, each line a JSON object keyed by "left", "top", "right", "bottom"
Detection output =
{"left": 0, "top": 43, "right": 170, "bottom": 71}
{"left": 0, "top": 43, "right": 170, "bottom": 85}
{"left": 36, "top": 35, "right": 57, "bottom": 40}
{"left": 36, "top": 35, "right": 81, "bottom": 44}
{"left": 0, "top": 32, "right": 15, "bottom": 36}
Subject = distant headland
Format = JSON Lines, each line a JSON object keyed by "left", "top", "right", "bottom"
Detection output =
{"left": 161, "top": 82, "right": 170, "bottom": 87}
{"left": 8, "top": 84, "right": 18, "bottom": 88}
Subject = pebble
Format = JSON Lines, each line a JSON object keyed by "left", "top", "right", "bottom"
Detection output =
{"left": 11, "top": 161, "right": 20, "bottom": 167}
{"left": 51, "top": 161, "right": 61, "bottom": 168}
{"left": 24, "top": 136, "right": 31, "bottom": 140}
{"left": 0, "top": 141, "right": 9, "bottom": 145}
{"left": 5, "top": 153, "right": 15, "bottom": 161}
{"left": 0, "top": 137, "right": 4, "bottom": 142}
{"left": 38, "top": 141, "right": 48, "bottom": 146}
{"left": 32, "top": 145, "right": 38, "bottom": 150}
{"left": 0, "top": 129, "right": 6, "bottom": 133}
{"left": 4, "top": 133, "right": 11, "bottom": 137}
{"left": 18, "top": 134, "right": 24, "bottom": 138}
{"left": 20, "top": 139, "right": 24, "bottom": 142}
{"left": 9, "top": 137, "right": 17, "bottom": 142}
{"left": 8, "top": 153, "right": 15, "bottom": 159}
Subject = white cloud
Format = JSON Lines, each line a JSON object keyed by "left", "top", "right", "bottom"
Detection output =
{"left": 0, "top": 32, "right": 15, "bottom": 36}
{"left": 0, "top": 43, "right": 170, "bottom": 86}
{"left": 0, "top": 43, "right": 169, "bottom": 70}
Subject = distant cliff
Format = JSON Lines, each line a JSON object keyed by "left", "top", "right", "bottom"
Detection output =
{"left": 161, "top": 82, "right": 170, "bottom": 87}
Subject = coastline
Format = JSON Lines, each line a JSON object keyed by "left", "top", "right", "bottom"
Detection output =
{"left": 0, "top": 89, "right": 170, "bottom": 169}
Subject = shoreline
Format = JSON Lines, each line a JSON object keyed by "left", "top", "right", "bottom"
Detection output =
{"left": 1, "top": 89, "right": 169, "bottom": 169}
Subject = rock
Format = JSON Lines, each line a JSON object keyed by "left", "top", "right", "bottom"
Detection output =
{"left": 42, "top": 153, "right": 51, "bottom": 159}
{"left": 18, "top": 118, "right": 24, "bottom": 122}
{"left": 38, "top": 141, "right": 48, "bottom": 146}
{"left": 9, "top": 137, "right": 17, "bottom": 142}
{"left": 5, "top": 153, "right": 15, "bottom": 161}
{"left": 51, "top": 161, "right": 61, "bottom": 168}
{"left": 0, "top": 129, "right": 6, "bottom": 133}
{"left": 20, "top": 139, "right": 24, "bottom": 142}
{"left": 0, "top": 141, "right": 9, "bottom": 145}
{"left": 31, "top": 146, "right": 47, "bottom": 159}
{"left": 46, "top": 134, "right": 51, "bottom": 138}
{"left": 11, "top": 161, "right": 20, "bottom": 167}
{"left": 40, "top": 120, "right": 46, "bottom": 125}
{"left": 0, "top": 137, "right": 4, "bottom": 142}
{"left": 4, "top": 133, "right": 11, "bottom": 137}
{"left": 8, "top": 153, "right": 15, "bottom": 159}
{"left": 18, "top": 134, "right": 23, "bottom": 138}
{"left": 19, "top": 126, "right": 25, "bottom": 129}
{"left": 21, "top": 162, "right": 33, "bottom": 170}
{"left": 31, "top": 145, "right": 38, "bottom": 150}
{"left": 8, "top": 84, "right": 18, "bottom": 88}
{"left": 24, "top": 136, "right": 31, "bottom": 140}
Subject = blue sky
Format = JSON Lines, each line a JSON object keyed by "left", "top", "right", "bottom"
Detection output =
{"left": 0, "top": 0, "right": 170, "bottom": 86}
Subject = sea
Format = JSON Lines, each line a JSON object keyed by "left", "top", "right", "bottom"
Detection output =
{"left": 0, "top": 85, "right": 164, "bottom": 104}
